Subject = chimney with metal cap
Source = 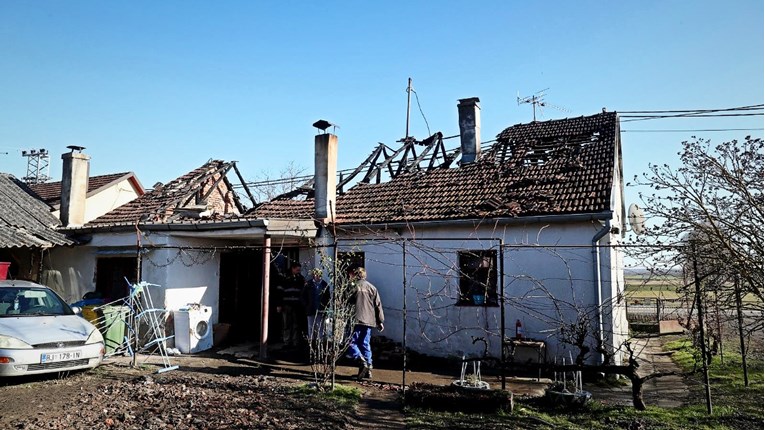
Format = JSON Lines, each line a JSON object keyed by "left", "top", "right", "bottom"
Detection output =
{"left": 60, "top": 146, "right": 90, "bottom": 226}
{"left": 313, "top": 120, "right": 338, "bottom": 222}
{"left": 458, "top": 97, "right": 481, "bottom": 164}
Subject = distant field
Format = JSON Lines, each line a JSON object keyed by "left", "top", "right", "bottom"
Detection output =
{"left": 624, "top": 275, "right": 761, "bottom": 302}
{"left": 625, "top": 275, "right": 683, "bottom": 299}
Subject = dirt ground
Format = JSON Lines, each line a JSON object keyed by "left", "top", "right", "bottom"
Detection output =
{"left": 0, "top": 358, "right": 364, "bottom": 430}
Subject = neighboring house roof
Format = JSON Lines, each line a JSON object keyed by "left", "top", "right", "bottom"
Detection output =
{"left": 28, "top": 172, "right": 144, "bottom": 208}
{"left": 253, "top": 112, "right": 619, "bottom": 224}
{"left": 0, "top": 174, "right": 73, "bottom": 248}
{"left": 84, "top": 160, "right": 244, "bottom": 227}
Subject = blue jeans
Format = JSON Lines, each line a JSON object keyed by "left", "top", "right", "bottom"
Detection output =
{"left": 348, "top": 325, "right": 373, "bottom": 365}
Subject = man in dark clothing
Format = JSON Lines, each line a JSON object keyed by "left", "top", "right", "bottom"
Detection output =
{"left": 277, "top": 262, "right": 304, "bottom": 347}
{"left": 301, "top": 268, "right": 330, "bottom": 342}
{"left": 348, "top": 267, "right": 384, "bottom": 380}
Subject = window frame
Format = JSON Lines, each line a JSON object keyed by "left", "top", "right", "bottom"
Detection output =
{"left": 456, "top": 250, "right": 499, "bottom": 307}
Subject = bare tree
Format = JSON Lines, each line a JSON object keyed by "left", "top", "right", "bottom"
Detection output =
{"left": 631, "top": 136, "right": 763, "bottom": 300}
{"left": 248, "top": 161, "right": 309, "bottom": 203}
{"left": 308, "top": 249, "right": 359, "bottom": 390}
{"left": 630, "top": 136, "right": 764, "bottom": 387}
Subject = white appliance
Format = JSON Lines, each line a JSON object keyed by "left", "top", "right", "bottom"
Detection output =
{"left": 173, "top": 305, "right": 213, "bottom": 354}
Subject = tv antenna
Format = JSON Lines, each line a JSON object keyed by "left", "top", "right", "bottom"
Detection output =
{"left": 21, "top": 148, "right": 51, "bottom": 184}
{"left": 518, "top": 88, "right": 548, "bottom": 121}
{"left": 517, "top": 88, "right": 569, "bottom": 121}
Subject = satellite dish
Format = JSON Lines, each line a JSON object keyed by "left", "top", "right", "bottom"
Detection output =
{"left": 628, "top": 203, "right": 646, "bottom": 235}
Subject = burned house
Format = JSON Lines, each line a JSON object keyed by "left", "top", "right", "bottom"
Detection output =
{"left": 253, "top": 100, "right": 629, "bottom": 364}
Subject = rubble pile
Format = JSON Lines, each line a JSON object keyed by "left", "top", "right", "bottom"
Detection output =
{"left": 10, "top": 374, "right": 354, "bottom": 430}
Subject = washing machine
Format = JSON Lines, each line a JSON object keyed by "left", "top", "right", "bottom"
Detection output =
{"left": 174, "top": 305, "right": 213, "bottom": 354}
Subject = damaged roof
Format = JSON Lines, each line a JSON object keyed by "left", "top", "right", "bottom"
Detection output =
{"left": 0, "top": 174, "right": 73, "bottom": 248}
{"left": 84, "top": 160, "right": 244, "bottom": 228}
{"left": 28, "top": 172, "right": 144, "bottom": 207}
{"left": 253, "top": 112, "right": 619, "bottom": 224}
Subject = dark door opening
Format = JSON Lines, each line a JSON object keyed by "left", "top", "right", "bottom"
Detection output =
{"left": 219, "top": 250, "right": 263, "bottom": 341}
{"left": 96, "top": 257, "right": 137, "bottom": 301}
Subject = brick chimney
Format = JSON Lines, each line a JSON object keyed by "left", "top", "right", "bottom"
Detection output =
{"left": 314, "top": 133, "right": 338, "bottom": 222}
{"left": 458, "top": 97, "right": 481, "bottom": 164}
{"left": 60, "top": 146, "right": 90, "bottom": 227}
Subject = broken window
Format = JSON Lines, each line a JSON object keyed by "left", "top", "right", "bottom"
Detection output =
{"left": 457, "top": 250, "right": 498, "bottom": 306}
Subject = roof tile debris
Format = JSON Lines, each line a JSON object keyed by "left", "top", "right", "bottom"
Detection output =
{"left": 252, "top": 112, "right": 619, "bottom": 224}
{"left": 85, "top": 160, "right": 242, "bottom": 227}
{"left": 0, "top": 174, "right": 73, "bottom": 248}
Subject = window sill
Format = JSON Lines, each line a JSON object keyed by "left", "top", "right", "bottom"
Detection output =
{"left": 455, "top": 302, "right": 500, "bottom": 308}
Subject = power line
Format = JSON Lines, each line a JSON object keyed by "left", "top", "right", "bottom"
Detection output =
{"left": 622, "top": 128, "right": 764, "bottom": 133}
{"left": 618, "top": 104, "right": 763, "bottom": 114}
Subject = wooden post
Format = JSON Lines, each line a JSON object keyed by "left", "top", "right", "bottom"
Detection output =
{"left": 402, "top": 240, "right": 407, "bottom": 390}
{"left": 259, "top": 235, "right": 271, "bottom": 359}
{"left": 499, "top": 239, "right": 506, "bottom": 391}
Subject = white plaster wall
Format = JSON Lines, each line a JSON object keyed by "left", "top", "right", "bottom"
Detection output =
{"left": 338, "top": 219, "right": 624, "bottom": 363}
{"left": 47, "top": 231, "right": 223, "bottom": 325}
{"left": 154, "top": 235, "right": 222, "bottom": 325}
{"left": 83, "top": 179, "right": 142, "bottom": 223}
{"left": 52, "top": 179, "right": 142, "bottom": 224}
{"left": 48, "top": 232, "right": 142, "bottom": 302}
{"left": 47, "top": 245, "right": 97, "bottom": 303}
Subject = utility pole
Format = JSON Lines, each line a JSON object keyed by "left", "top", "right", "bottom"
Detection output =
{"left": 692, "top": 242, "right": 713, "bottom": 414}
{"left": 21, "top": 148, "right": 52, "bottom": 184}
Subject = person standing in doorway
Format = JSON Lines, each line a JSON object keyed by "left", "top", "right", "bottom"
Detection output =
{"left": 301, "top": 268, "right": 330, "bottom": 348}
{"left": 277, "top": 262, "right": 305, "bottom": 348}
{"left": 348, "top": 267, "right": 384, "bottom": 380}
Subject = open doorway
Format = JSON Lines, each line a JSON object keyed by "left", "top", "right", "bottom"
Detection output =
{"left": 96, "top": 257, "right": 137, "bottom": 301}
{"left": 219, "top": 250, "right": 263, "bottom": 341}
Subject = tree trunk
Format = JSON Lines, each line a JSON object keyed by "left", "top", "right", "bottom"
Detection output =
{"left": 735, "top": 277, "right": 750, "bottom": 387}
{"left": 630, "top": 375, "right": 647, "bottom": 411}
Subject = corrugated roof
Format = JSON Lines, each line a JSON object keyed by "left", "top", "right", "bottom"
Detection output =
{"left": 252, "top": 112, "right": 619, "bottom": 224}
{"left": 28, "top": 172, "right": 137, "bottom": 207}
{"left": 0, "top": 174, "right": 73, "bottom": 248}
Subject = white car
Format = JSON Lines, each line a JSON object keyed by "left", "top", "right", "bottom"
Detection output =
{"left": 0, "top": 280, "right": 104, "bottom": 376}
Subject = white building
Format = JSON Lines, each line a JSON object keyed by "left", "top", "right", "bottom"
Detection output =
{"left": 42, "top": 100, "right": 628, "bottom": 365}
{"left": 254, "top": 101, "right": 629, "bottom": 364}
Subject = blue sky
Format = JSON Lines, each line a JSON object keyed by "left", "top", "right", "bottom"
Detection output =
{"left": 0, "top": 1, "right": 762, "bottom": 209}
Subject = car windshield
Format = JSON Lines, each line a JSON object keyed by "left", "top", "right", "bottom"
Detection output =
{"left": 0, "top": 287, "right": 74, "bottom": 317}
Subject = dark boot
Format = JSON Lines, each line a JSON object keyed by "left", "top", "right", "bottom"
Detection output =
{"left": 356, "top": 358, "right": 368, "bottom": 380}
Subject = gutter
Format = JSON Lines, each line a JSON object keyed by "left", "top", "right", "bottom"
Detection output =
{"left": 59, "top": 218, "right": 269, "bottom": 234}
{"left": 337, "top": 211, "right": 613, "bottom": 230}
{"left": 591, "top": 219, "right": 611, "bottom": 364}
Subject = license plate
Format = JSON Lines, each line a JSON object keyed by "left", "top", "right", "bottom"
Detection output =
{"left": 40, "top": 351, "right": 82, "bottom": 363}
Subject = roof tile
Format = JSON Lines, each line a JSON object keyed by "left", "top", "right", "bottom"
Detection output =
{"left": 253, "top": 112, "right": 619, "bottom": 224}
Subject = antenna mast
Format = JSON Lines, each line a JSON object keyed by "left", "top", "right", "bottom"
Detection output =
{"left": 517, "top": 88, "right": 549, "bottom": 121}
{"left": 404, "top": 77, "right": 412, "bottom": 143}
{"left": 21, "top": 148, "right": 51, "bottom": 184}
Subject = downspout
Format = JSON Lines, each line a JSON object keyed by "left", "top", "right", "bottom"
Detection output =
{"left": 592, "top": 219, "right": 610, "bottom": 364}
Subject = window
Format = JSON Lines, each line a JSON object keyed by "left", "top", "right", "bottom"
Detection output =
{"left": 457, "top": 250, "right": 498, "bottom": 306}
{"left": 338, "top": 252, "right": 365, "bottom": 272}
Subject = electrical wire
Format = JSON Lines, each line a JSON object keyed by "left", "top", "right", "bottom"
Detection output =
{"left": 622, "top": 128, "right": 764, "bottom": 133}
{"left": 618, "top": 104, "right": 763, "bottom": 114}
{"left": 410, "top": 89, "right": 431, "bottom": 136}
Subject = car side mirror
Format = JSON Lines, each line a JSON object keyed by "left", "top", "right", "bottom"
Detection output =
{"left": 71, "top": 306, "right": 82, "bottom": 315}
